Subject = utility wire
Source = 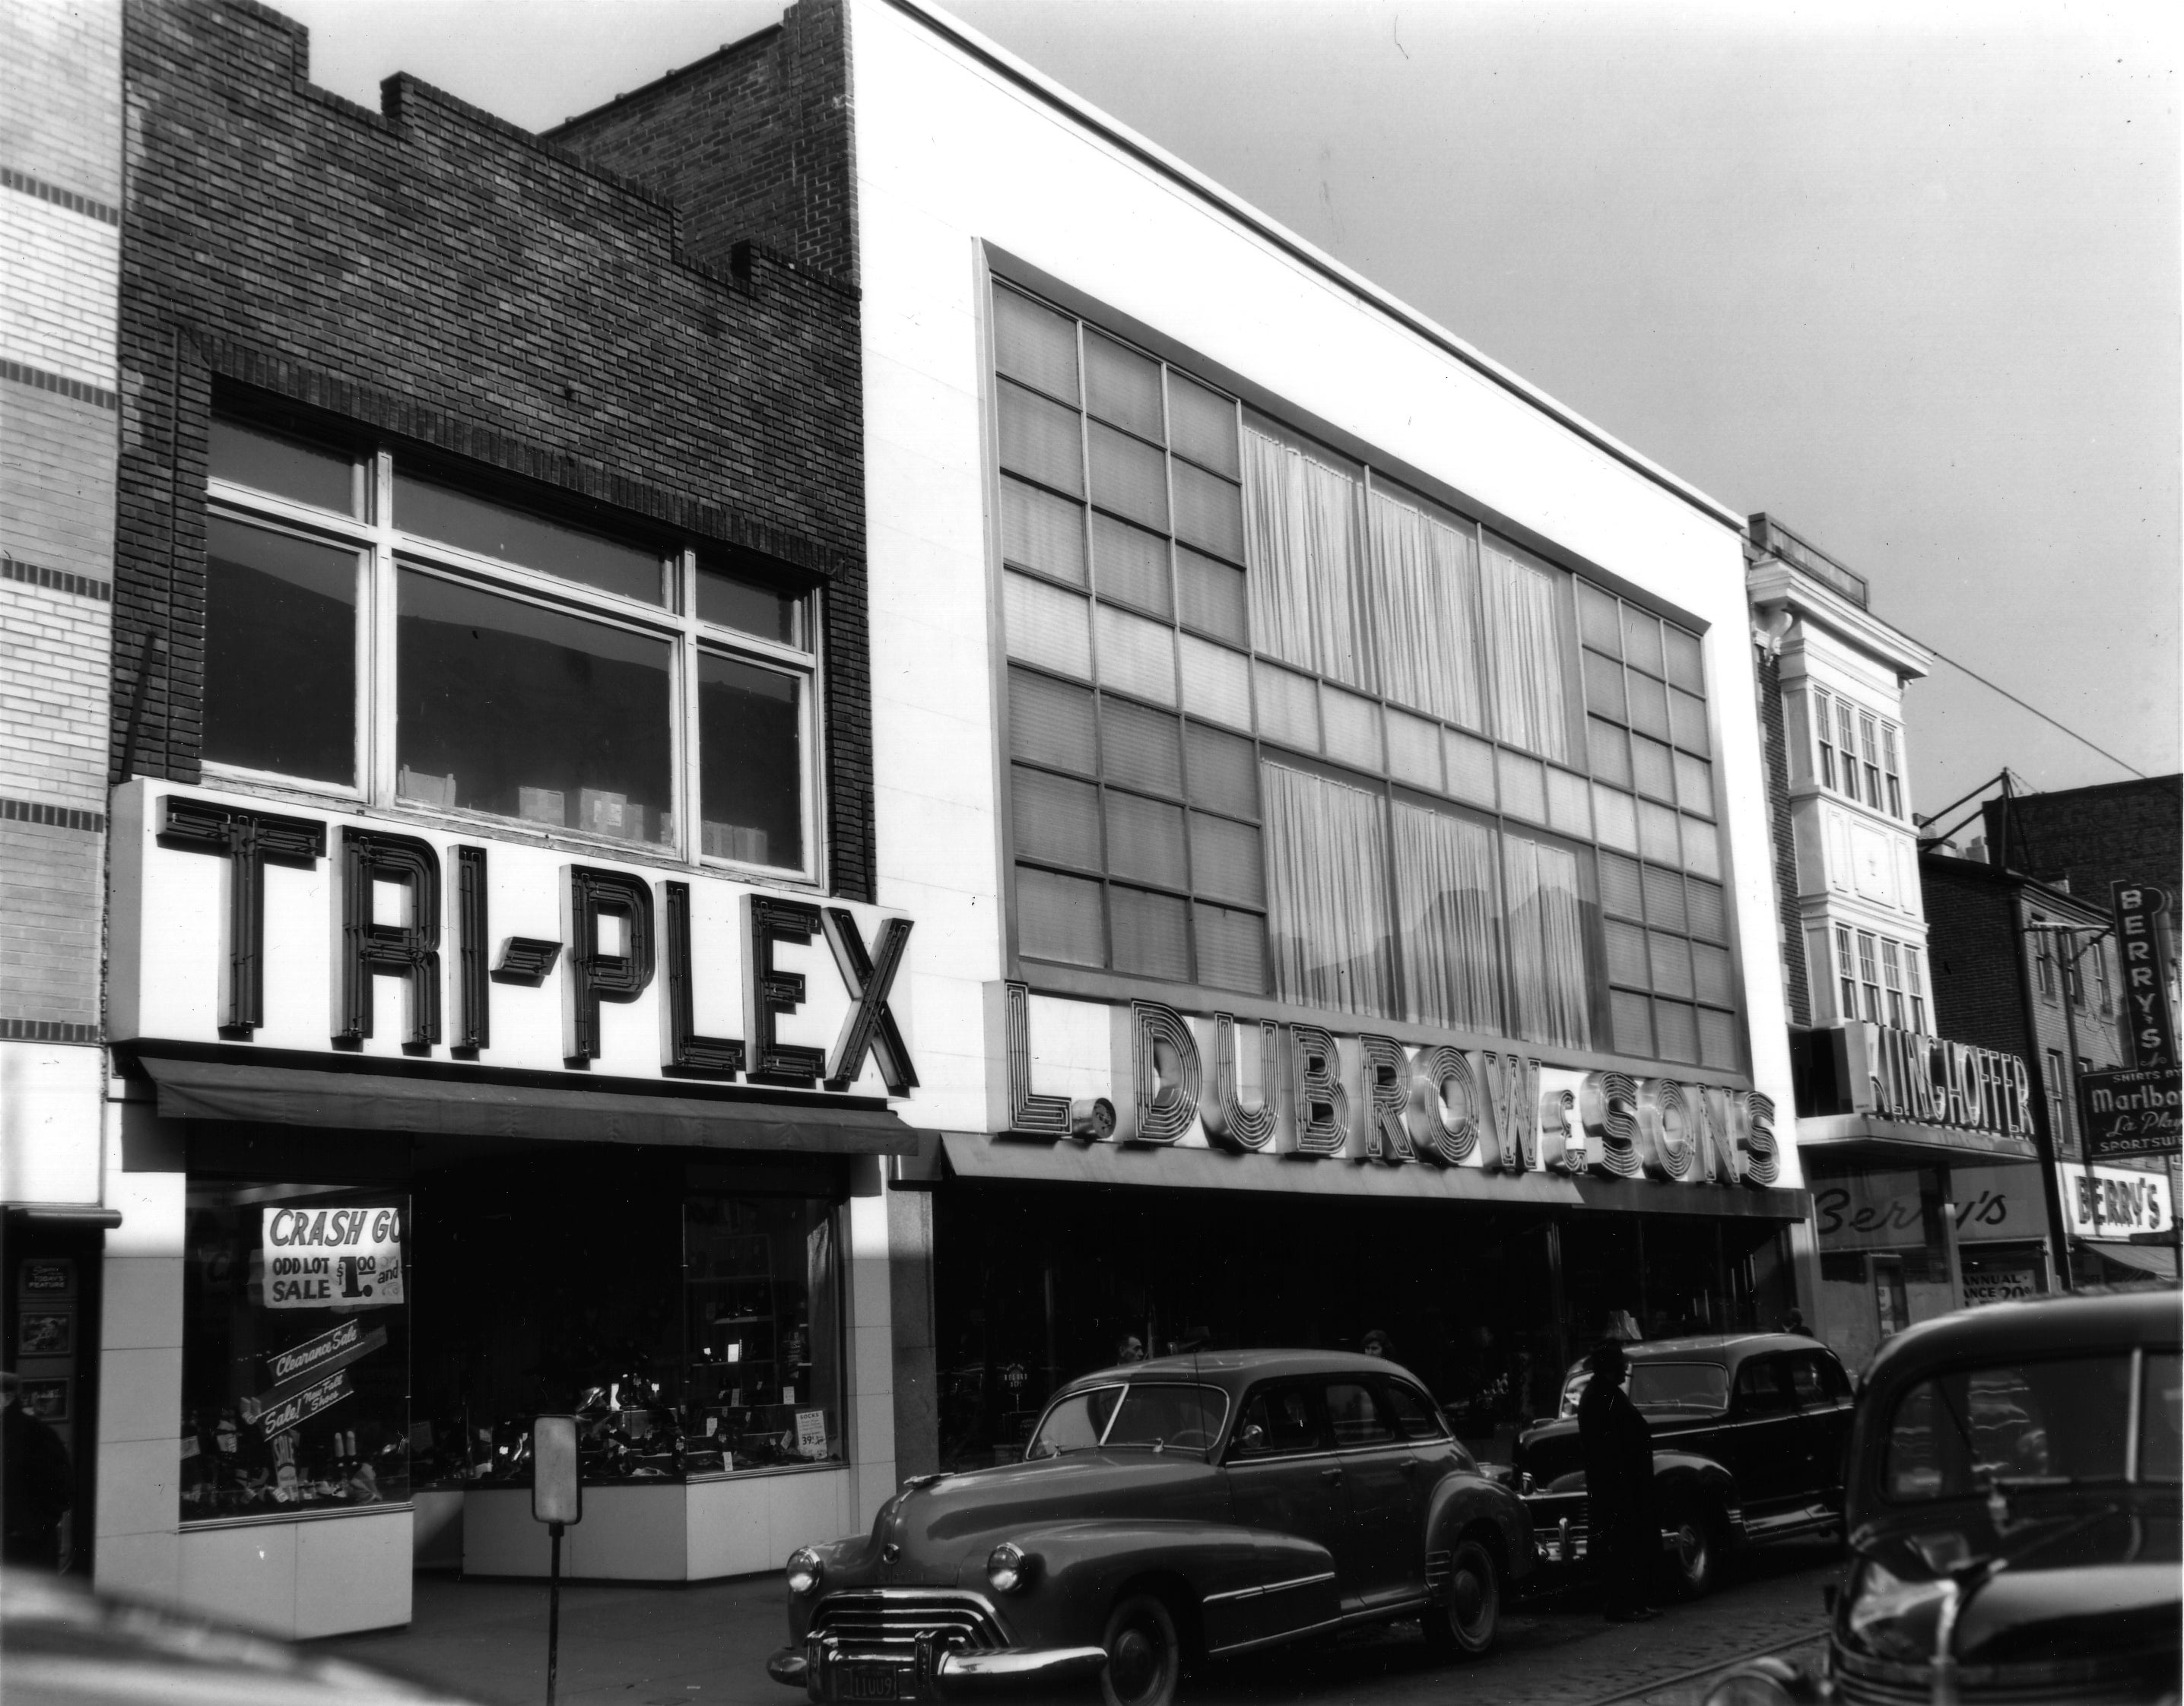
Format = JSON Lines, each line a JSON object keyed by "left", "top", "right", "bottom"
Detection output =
{"left": 1916, "top": 643, "right": 2151, "bottom": 782}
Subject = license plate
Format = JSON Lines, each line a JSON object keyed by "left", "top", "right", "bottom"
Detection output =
{"left": 838, "top": 1663, "right": 903, "bottom": 1701}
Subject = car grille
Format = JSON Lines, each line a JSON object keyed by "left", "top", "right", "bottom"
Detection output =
{"left": 808, "top": 1590, "right": 1006, "bottom": 1654}
{"left": 1834, "top": 1649, "right": 2164, "bottom": 1705}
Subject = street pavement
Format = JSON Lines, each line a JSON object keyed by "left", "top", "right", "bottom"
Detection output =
{"left": 320, "top": 1540, "right": 1838, "bottom": 1706}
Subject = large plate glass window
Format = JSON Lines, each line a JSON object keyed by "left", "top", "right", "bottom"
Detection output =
{"left": 204, "top": 414, "right": 817, "bottom": 878}
{"left": 990, "top": 281, "right": 1740, "bottom": 1069}
{"left": 182, "top": 1182, "right": 411, "bottom": 1523}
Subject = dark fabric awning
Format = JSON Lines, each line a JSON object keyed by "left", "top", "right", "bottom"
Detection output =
{"left": 2083, "top": 1241, "right": 2179, "bottom": 1280}
{"left": 140, "top": 1055, "right": 916, "bottom": 1156}
{"left": 935, "top": 1132, "right": 1809, "bottom": 1219}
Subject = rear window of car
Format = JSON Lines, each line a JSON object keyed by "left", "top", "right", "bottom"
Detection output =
{"left": 1630, "top": 1362, "right": 1729, "bottom": 1413}
{"left": 1232, "top": 1381, "right": 1324, "bottom": 1458}
{"left": 1028, "top": 1382, "right": 1228, "bottom": 1458}
{"left": 1882, "top": 1354, "right": 2136, "bottom": 1502}
{"left": 1381, "top": 1379, "right": 1449, "bottom": 1440}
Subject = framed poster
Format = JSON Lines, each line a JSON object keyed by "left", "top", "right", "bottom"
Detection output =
{"left": 18, "top": 1311, "right": 73, "bottom": 1357}
{"left": 18, "top": 1378, "right": 70, "bottom": 1422}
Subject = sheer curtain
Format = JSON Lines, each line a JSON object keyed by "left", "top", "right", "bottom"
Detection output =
{"left": 1368, "top": 491, "right": 1484, "bottom": 730}
{"left": 1392, "top": 802, "right": 1503, "bottom": 1032}
{"left": 1243, "top": 430, "right": 1373, "bottom": 691}
{"left": 1481, "top": 544, "right": 1571, "bottom": 763}
{"left": 1263, "top": 763, "right": 1395, "bottom": 1016}
{"left": 1505, "top": 834, "right": 1591, "bottom": 1048}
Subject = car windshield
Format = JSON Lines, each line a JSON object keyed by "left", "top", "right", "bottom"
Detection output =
{"left": 1027, "top": 1383, "right": 1230, "bottom": 1457}
{"left": 1630, "top": 1362, "right": 1730, "bottom": 1413}
{"left": 1882, "top": 1352, "right": 2171, "bottom": 1502}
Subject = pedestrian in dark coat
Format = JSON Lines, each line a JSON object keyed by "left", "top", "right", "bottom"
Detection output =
{"left": 1578, "top": 1340, "right": 1657, "bottom": 1622}
{"left": 3, "top": 1371, "right": 74, "bottom": 1569}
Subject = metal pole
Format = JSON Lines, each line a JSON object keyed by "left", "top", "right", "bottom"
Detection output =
{"left": 2058, "top": 933, "right": 2092, "bottom": 1277}
{"left": 547, "top": 1519, "right": 563, "bottom": 1706}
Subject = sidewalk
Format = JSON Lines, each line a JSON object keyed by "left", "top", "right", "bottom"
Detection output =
{"left": 319, "top": 1540, "right": 1838, "bottom": 1706}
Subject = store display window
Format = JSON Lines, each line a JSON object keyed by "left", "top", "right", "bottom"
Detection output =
{"left": 405, "top": 1153, "right": 845, "bottom": 1489}
{"left": 181, "top": 1183, "right": 412, "bottom": 1522}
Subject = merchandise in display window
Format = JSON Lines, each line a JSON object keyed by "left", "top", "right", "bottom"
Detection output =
{"left": 405, "top": 1153, "right": 845, "bottom": 1489}
{"left": 181, "top": 1184, "right": 413, "bottom": 1522}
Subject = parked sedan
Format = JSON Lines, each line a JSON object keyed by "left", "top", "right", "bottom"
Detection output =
{"left": 1705, "top": 1286, "right": 2181, "bottom": 1706}
{"left": 767, "top": 1349, "right": 1535, "bottom": 1705}
{"left": 1513, "top": 1332, "right": 1854, "bottom": 1597}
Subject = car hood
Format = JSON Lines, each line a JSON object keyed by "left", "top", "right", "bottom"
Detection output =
{"left": 887, "top": 1451, "right": 1226, "bottom": 1563}
{"left": 1849, "top": 1498, "right": 2181, "bottom": 1669}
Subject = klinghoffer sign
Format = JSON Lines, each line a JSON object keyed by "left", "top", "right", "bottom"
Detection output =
{"left": 2080, "top": 1066, "right": 2184, "bottom": 1159}
{"left": 105, "top": 782, "right": 916, "bottom": 1097}
{"left": 986, "top": 983, "right": 1780, "bottom": 1189}
{"left": 1839, "top": 1022, "right": 2035, "bottom": 1144}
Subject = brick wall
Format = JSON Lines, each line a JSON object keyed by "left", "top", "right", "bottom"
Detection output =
{"left": 116, "top": 0, "right": 874, "bottom": 897}
{"left": 1757, "top": 647, "right": 1811, "bottom": 1026}
{"left": 1982, "top": 777, "right": 2183, "bottom": 905}
{"left": 544, "top": 0, "right": 856, "bottom": 287}
{"left": 2, "top": 0, "right": 119, "bottom": 1042}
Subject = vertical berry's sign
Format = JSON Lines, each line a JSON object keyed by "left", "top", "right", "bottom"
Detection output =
{"left": 2113, "top": 882, "right": 2178, "bottom": 1070}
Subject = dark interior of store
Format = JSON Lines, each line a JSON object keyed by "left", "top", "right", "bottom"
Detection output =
{"left": 932, "top": 1179, "right": 1792, "bottom": 1470}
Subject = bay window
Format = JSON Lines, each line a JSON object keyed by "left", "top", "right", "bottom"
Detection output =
{"left": 992, "top": 278, "right": 1740, "bottom": 1070}
{"left": 1803, "top": 680, "right": 1904, "bottom": 821}
{"left": 203, "top": 414, "right": 818, "bottom": 879}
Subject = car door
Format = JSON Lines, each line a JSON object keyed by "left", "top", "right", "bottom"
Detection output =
{"left": 1320, "top": 1376, "right": 1417, "bottom": 1609}
{"left": 1726, "top": 1353, "right": 1809, "bottom": 1533}
{"left": 1220, "top": 1379, "right": 1347, "bottom": 1641}
{"left": 1786, "top": 1349, "right": 1855, "bottom": 1517}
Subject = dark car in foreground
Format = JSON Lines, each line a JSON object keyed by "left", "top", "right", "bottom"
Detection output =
{"left": 0, "top": 1569, "right": 481, "bottom": 1706}
{"left": 1513, "top": 1332, "right": 1854, "bottom": 1597}
{"left": 767, "top": 1349, "right": 1534, "bottom": 1704}
{"left": 1706, "top": 1286, "right": 2182, "bottom": 1706}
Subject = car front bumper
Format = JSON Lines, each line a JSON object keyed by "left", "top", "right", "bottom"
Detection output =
{"left": 768, "top": 1633, "right": 1107, "bottom": 1701}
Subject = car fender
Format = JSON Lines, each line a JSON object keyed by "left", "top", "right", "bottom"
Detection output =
{"left": 1426, "top": 1475, "right": 1537, "bottom": 1583}
{"left": 958, "top": 1519, "right": 1332, "bottom": 1656}
{"left": 1649, "top": 1451, "right": 1741, "bottom": 1538}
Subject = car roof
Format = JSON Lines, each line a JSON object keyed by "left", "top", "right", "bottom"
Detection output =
{"left": 1563, "top": 1332, "right": 1833, "bottom": 1375}
{"left": 1059, "top": 1348, "right": 1420, "bottom": 1396}
{"left": 1864, "top": 1286, "right": 2180, "bottom": 1393}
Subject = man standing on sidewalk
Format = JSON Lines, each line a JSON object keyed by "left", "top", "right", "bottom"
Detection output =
{"left": 1579, "top": 1340, "right": 1659, "bottom": 1624}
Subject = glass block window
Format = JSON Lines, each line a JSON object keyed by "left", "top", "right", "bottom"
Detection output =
{"left": 992, "top": 281, "right": 1741, "bottom": 1069}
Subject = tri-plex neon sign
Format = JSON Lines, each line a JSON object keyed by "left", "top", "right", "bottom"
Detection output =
{"left": 137, "top": 792, "right": 915, "bottom": 1095}
{"left": 995, "top": 984, "right": 1779, "bottom": 1187}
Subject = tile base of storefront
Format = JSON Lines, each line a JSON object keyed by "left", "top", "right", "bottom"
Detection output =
{"left": 173, "top": 1507, "right": 413, "bottom": 1639}
{"left": 459, "top": 1467, "right": 854, "bottom": 1582}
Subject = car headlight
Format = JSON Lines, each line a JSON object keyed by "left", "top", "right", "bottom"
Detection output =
{"left": 786, "top": 1546, "right": 824, "bottom": 1597}
{"left": 986, "top": 1542, "right": 1036, "bottom": 1594}
{"left": 1843, "top": 1560, "right": 1954, "bottom": 1664}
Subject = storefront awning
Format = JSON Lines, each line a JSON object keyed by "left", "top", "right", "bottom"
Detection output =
{"left": 2082, "top": 1241, "right": 2179, "bottom": 1280}
{"left": 1794, "top": 1113, "right": 2039, "bottom": 1167}
{"left": 934, "top": 1132, "right": 1809, "bottom": 1219}
{"left": 138, "top": 1054, "right": 916, "bottom": 1155}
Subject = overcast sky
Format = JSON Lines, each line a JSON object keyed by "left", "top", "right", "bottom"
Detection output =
{"left": 277, "top": 0, "right": 2179, "bottom": 825}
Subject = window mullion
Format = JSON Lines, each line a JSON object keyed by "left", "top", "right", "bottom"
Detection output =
{"left": 369, "top": 452, "right": 398, "bottom": 806}
{"left": 678, "top": 550, "right": 701, "bottom": 866}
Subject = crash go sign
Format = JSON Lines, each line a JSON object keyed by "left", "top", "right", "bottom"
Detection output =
{"left": 261, "top": 1206, "right": 405, "bottom": 1310}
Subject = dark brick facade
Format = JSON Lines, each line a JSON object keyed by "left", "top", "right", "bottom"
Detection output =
{"left": 544, "top": 0, "right": 856, "bottom": 287}
{"left": 1757, "top": 647, "right": 1812, "bottom": 1026}
{"left": 115, "top": 0, "right": 874, "bottom": 898}
{"left": 1981, "top": 776, "right": 2182, "bottom": 918}
{"left": 1921, "top": 851, "right": 2128, "bottom": 1162}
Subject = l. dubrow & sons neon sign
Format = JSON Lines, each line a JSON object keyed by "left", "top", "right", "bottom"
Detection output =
{"left": 998, "top": 984, "right": 1779, "bottom": 1188}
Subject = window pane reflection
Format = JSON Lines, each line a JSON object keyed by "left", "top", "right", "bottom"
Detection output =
{"left": 700, "top": 655, "right": 805, "bottom": 869}
{"left": 395, "top": 570, "right": 673, "bottom": 844}
{"left": 205, "top": 517, "right": 357, "bottom": 785}
{"left": 395, "top": 476, "right": 664, "bottom": 605}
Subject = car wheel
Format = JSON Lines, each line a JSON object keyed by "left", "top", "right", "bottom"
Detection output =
{"left": 1101, "top": 1592, "right": 1182, "bottom": 1706}
{"left": 1422, "top": 1537, "right": 1501, "bottom": 1658}
{"left": 1661, "top": 1495, "right": 1722, "bottom": 1600}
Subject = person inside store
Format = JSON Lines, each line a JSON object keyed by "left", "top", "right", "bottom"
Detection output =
{"left": 1578, "top": 1340, "right": 1659, "bottom": 1624}
{"left": 1115, "top": 1334, "right": 1146, "bottom": 1365}
{"left": 3, "top": 1369, "right": 73, "bottom": 1569}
